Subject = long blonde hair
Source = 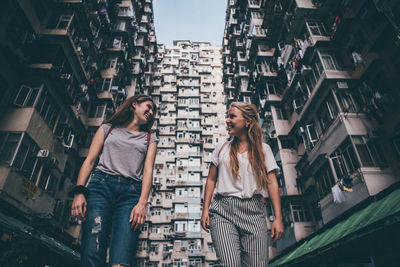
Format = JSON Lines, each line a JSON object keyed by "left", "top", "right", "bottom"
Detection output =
{"left": 229, "top": 102, "right": 270, "bottom": 190}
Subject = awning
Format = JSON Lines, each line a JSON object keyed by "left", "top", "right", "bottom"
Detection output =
{"left": 0, "top": 211, "right": 80, "bottom": 261}
{"left": 270, "top": 187, "right": 400, "bottom": 266}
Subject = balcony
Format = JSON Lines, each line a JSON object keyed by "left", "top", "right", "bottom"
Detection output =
{"left": 136, "top": 250, "right": 148, "bottom": 258}
{"left": 174, "top": 196, "right": 188, "bottom": 203}
{"left": 40, "top": 14, "right": 89, "bottom": 82}
{"left": 257, "top": 46, "right": 275, "bottom": 57}
{"left": 248, "top": 0, "right": 261, "bottom": 9}
{"left": 173, "top": 213, "right": 188, "bottom": 220}
{"left": 149, "top": 232, "right": 165, "bottom": 240}
{"left": 188, "top": 166, "right": 201, "bottom": 172}
{"left": 149, "top": 251, "right": 162, "bottom": 262}
{"left": 159, "top": 117, "right": 176, "bottom": 125}
{"left": 173, "top": 250, "right": 189, "bottom": 259}
{"left": 188, "top": 249, "right": 202, "bottom": 257}
{"left": 158, "top": 137, "right": 175, "bottom": 147}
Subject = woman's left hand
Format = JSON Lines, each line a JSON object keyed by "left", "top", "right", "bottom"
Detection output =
{"left": 271, "top": 218, "right": 284, "bottom": 242}
{"left": 130, "top": 202, "right": 147, "bottom": 231}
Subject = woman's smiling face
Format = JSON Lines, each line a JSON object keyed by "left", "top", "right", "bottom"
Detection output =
{"left": 226, "top": 106, "right": 248, "bottom": 137}
{"left": 133, "top": 100, "right": 154, "bottom": 125}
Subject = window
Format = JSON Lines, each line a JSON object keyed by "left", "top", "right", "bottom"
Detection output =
{"left": 305, "top": 124, "right": 319, "bottom": 148}
{"left": 291, "top": 201, "right": 310, "bottom": 222}
{"left": 138, "top": 241, "right": 147, "bottom": 251}
{"left": 13, "top": 85, "right": 40, "bottom": 107}
{"left": 89, "top": 104, "right": 106, "bottom": 118}
{"left": 267, "top": 83, "right": 279, "bottom": 95}
{"left": 151, "top": 225, "right": 160, "bottom": 233}
{"left": 254, "top": 26, "right": 266, "bottom": 36}
{"left": 0, "top": 132, "right": 23, "bottom": 164}
{"left": 252, "top": 12, "right": 262, "bottom": 19}
{"left": 55, "top": 14, "right": 73, "bottom": 29}
{"left": 313, "top": 58, "right": 324, "bottom": 78}
{"left": 249, "top": 0, "right": 260, "bottom": 5}
{"left": 352, "top": 136, "right": 387, "bottom": 167}
{"left": 330, "top": 138, "right": 360, "bottom": 179}
{"left": 114, "top": 21, "right": 126, "bottom": 31}
{"left": 281, "top": 139, "right": 295, "bottom": 149}
{"left": 35, "top": 89, "right": 60, "bottom": 130}
{"left": 141, "top": 224, "right": 148, "bottom": 232}
{"left": 13, "top": 134, "right": 39, "bottom": 179}
{"left": 317, "top": 93, "right": 339, "bottom": 132}
{"left": 105, "top": 58, "right": 117, "bottom": 69}
{"left": 37, "top": 163, "right": 57, "bottom": 192}
{"left": 320, "top": 52, "right": 338, "bottom": 70}
{"left": 275, "top": 107, "right": 287, "bottom": 120}
{"left": 100, "top": 78, "right": 112, "bottom": 92}
{"left": 306, "top": 21, "right": 327, "bottom": 36}
{"left": 315, "top": 162, "right": 336, "bottom": 199}
{"left": 150, "top": 244, "right": 159, "bottom": 252}
{"left": 54, "top": 114, "right": 72, "bottom": 145}
{"left": 335, "top": 89, "right": 360, "bottom": 113}
{"left": 112, "top": 37, "right": 122, "bottom": 48}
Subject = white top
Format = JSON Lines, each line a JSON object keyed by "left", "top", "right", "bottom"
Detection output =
{"left": 211, "top": 140, "right": 280, "bottom": 198}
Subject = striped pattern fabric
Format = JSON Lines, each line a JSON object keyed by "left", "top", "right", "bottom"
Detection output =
{"left": 209, "top": 195, "right": 269, "bottom": 267}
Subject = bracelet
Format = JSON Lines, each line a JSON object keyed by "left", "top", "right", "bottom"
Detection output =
{"left": 69, "top": 185, "right": 89, "bottom": 198}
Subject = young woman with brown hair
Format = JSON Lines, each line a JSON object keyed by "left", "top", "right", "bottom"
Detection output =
{"left": 70, "top": 94, "right": 158, "bottom": 267}
{"left": 201, "top": 102, "right": 284, "bottom": 267}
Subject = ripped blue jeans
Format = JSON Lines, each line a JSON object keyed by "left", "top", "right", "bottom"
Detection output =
{"left": 80, "top": 170, "right": 142, "bottom": 267}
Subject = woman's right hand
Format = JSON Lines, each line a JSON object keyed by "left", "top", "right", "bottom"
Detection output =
{"left": 71, "top": 194, "right": 87, "bottom": 220}
{"left": 201, "top": 208, "right": 210, "bottom": 232}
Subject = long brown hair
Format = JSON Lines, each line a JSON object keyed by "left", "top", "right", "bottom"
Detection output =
{"left": 104, "top": 94, "right": 157, "bottom": 132}
{"left": 229, "top": 102, "right": 270, "bottom": 190}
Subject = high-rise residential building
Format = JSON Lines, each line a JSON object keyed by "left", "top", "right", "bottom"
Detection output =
{"left": 222, "top": 0, "right": 400, "bottom": 265}
{"left": 136, "top": 40, "right": 226, "bottom": 267}
{"left": 0, "top": 0, "right": 157, "bottom": 265}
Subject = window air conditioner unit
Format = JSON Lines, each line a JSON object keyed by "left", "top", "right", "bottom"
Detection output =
{"left": 37, "top": 150, "right": 51, "bottom": 158}
{"left": 336, "top": 81, "right": 348, "bottom": 89}
{"left": 62, "top": 134, "right": 75, "bottom": 149}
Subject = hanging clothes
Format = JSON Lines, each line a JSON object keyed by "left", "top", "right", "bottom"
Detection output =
{"left": 332, "top": 184, "right": 347, "bottom": 203}
{"left": 331, "top": 16, "right": 342, "bottom": 36}
{"left": 352, "top": 52, "right": 365, "bottom": 68}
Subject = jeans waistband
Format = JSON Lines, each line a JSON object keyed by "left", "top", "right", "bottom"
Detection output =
{"left": 94, "top": 170, "right": 142, "bottom": 184}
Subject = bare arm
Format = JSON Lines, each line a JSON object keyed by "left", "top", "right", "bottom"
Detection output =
{"left": 267, "top": 171, "right": 284, "bottom": 242}
{"left": 130, "top": 141, "right": 157, "bottom": 230}
{"left": 76, "top": 127, "right": 105, "bottom": 186}
{"left": 71, "top": 126, "right": 105, "bottom": 219}
{"left": 201, "top": 164, "right": 218, "bottom": 232}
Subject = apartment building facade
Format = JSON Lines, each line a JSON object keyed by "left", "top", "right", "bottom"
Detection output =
{"left": 136, "top": 41, "right": 226, "bottom": 267}
{"left": 0, "top": 0, "right": 157, "bottom": 265}
{"left": 222, "top": 0, "right": 400, "bottom": 265}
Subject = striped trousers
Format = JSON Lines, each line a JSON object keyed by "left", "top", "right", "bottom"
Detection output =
{"left": 209, "top": 195, "right": 269, "bottom": 267}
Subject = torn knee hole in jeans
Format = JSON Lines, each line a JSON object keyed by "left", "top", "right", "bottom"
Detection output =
{"left": 91, "top": 216, "right": 102, "bottom": 251}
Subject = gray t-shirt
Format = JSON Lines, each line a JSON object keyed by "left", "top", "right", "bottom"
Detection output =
{"left": 96, "top": 124, "right": 158, "bottom": 181}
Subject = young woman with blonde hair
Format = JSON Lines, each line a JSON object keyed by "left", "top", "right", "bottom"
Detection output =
{"left": 70, "top": 94, "right": 158, "bottom": 267}
{"left": 201, "top": 102, "right": 284, "bottom": 267}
